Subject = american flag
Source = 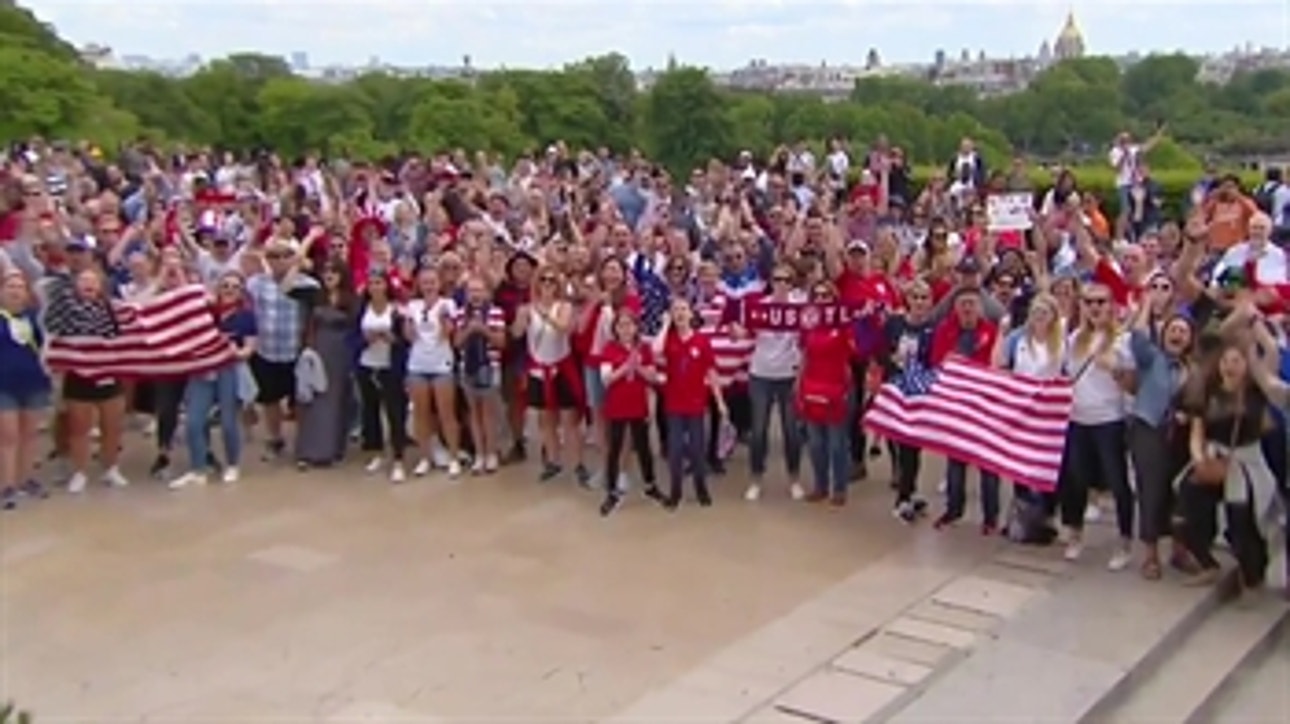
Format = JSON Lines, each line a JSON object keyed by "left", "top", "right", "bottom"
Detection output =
{"left": 864, "top": 357, "right": 1074, "bottom": 492}
{"left": 45, "top": 285, "right": 237, "bottom": 380}
{"left": 632, "top": 258, "right": 670, "bottom": 337}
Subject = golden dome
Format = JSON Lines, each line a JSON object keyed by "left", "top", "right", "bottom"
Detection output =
{"left": 1054, "top": 11, "right": 1085, "bottom": 59}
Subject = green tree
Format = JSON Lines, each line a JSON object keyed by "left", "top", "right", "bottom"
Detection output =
{"left": 256, "top": 77, "right": 373, "bottom": 157}
{"left": 0, "top": 45, "right": 96, "bottom": 138}
{"left": 645, "top": 67, "right": 732, "bottom": 174}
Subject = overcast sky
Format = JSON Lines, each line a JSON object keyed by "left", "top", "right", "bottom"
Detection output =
{"left": 24, "top": 0, "right": 1290, "bottom": 70}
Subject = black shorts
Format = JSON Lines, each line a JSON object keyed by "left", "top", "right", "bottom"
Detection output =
{"left": 526, "top": 372, "right": 578, "bottom": 411}
{"left": 250, "top": 355, "right": 296, "bottom": 404}
{"left": 63, "top": 374, "right": 122, "bottom": 403}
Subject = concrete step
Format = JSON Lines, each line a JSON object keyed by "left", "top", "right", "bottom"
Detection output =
{"left": 1096, "top": 592, "right": 1288, "bottom": 724}
{"left": 883, "top": 533, "right": 1245, "bottom": 724}
{"left": 1207, "top": 618, "right": 1290, "bottom": 724}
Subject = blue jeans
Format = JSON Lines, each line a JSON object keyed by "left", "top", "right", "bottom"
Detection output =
{"left": 945, "top": 459, "right": 1001, "bottom": 525}
{"left": 666, "top": 413, "right": 708, "bottom": 500}
{"left": 805, "top": 421, "right": 850, "bottom": 496}
{"left": 748, "top": 376, "right": 801, "bottom": 479}
{"left": 184, "top": 366, "right": 242, "bottom": 472}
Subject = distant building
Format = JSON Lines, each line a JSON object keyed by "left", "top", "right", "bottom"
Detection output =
{"left": 1054, "top": 11, "right": 1086, "bottom": 60}
{"left": 289, "top": 51, "right": 309, "bottom": 72}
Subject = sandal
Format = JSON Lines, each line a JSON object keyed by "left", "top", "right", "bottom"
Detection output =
{"left": 1140, "top": 558, "right": 1163, "bottom": 581}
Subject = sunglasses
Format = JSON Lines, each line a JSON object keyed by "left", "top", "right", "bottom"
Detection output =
{"left": 219, "top": 283, "right": 242, "bottom": 292}
{"left": 539, "top": 276, "right": 557, "bottom": 284}
{"left": 1082, "top": 297, "right": 1110, "bottom": 306}
{"left": 907, "top": 293, "right": 930, "bottom": 301}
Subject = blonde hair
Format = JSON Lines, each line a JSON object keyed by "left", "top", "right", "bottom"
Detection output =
{"left": 1071, "top": 282, "right": 1119, "bottom": 360}
{"left": 1027, "top": 293, "right": 1065, "bottom": 361}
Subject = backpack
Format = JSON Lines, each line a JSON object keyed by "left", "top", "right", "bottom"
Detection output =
{"left": 1254, "top": 181, "right": 1282, "bottom": 215}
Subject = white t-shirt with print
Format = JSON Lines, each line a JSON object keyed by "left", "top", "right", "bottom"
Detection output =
{"left": 405, "top": 297, "right": 458, "bottom": 375}
{"left": 1064, "top": 330, "right": 1133, "bottom": 425}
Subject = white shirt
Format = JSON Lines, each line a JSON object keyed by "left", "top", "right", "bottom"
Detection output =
{"left": 527, "top": 302, "right": 571, "bottom": 368}
{"left": 787, "top": 150, "right": 815, "bottom": 175}
{"left": 1011, "top": 334, "right": 1065, "bottom": 380}
{"left": 1109, "top": 144, "right": 1141, "bottom": 187}
{"left": 826, "top": 150, "right": 850, "bottom": 179}
{"left": 358, "top": 304, "right": 396, "bottom": 369}
{"left": 1212, "top": 241, "right": 1288, "bottom": 287}
{"left": 405, "top": 297, "right": 457, "bottom": 374}
{"left": 1065, "top": 331, "right": 1132, "bottom": 425}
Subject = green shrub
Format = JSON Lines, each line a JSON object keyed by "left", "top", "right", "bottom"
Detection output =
{"left": 0, "top": 702, "right": 32, "bottom": 724}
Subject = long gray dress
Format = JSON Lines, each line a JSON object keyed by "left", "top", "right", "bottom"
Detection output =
{"left": 295, "top": 304, "right": 354, "bottom": 466}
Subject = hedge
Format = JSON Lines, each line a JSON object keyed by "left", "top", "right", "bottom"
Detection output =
{"left": 899, "top": 166, "right": 1264, "bottom": 222}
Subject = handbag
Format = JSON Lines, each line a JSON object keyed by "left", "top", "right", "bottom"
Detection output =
{"left": 1192, "top": 413, "right": 1241, "bottom": 488}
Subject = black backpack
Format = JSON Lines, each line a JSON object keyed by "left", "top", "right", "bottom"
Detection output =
{"left": 1254, "top": 181, "right": 1282, "bottom": 215}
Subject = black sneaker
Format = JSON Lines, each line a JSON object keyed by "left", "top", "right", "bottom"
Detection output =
{"left": 262, "top": 439, "right": 285, "bottom": 462}
{"left": 149, "top": 454, "right": 171, "bottom": 480}
{"left": 505, "top": 441, "right": 527, "bottom": 464}
{"left": 574, "top": 464, "right": 593, "bottom": 489}
{"left": 599, "top": 495, "right": 622, "bottom": 517}
{"left": 2, "top": 486, "right": 17, "bottom": 511}
{"left": 20, "top": 479, "right": 49, "bottom": 500}
{"left": 708, "top": 459, "right": 727, "bottom": 476}
{"left": 662, "top": 494, "right": 680, "bottom": 511}
{"left": 538, "top": 463, "right": 562, "bottom": 483}
{"left": 697, "top": 490, "right": 713, "bottom": 507}
{"left": 894, "top": 501, "right": 917, "bottom": 524}
{"left": 912, "top": 498, "right": 929, "bottom": 516}
{"left": 643, "top": 485, "right": 666, "bottom": 504}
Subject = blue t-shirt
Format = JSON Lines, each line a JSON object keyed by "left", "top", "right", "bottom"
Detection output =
{"left": 0, "top": 310, "right": 51, "bottom": 397}
{"left": 220, "top": 308, "right": 258, "bottom": 346}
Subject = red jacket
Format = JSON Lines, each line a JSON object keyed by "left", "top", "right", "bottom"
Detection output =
{"left": 930, "top": 315, "right": 999, "bottom": 367}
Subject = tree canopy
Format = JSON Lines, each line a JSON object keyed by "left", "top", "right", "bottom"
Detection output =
{"left": 3, "top": 0, "right": 1289, "bottom": 173}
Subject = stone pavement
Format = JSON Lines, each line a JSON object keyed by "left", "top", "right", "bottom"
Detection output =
{"left": 2, "top": 444, "right": 998, "bottom": 722}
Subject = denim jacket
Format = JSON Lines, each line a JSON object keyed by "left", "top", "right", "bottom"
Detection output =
{"left": 1128, "top": 329, "right": 1186, "bottom": 427}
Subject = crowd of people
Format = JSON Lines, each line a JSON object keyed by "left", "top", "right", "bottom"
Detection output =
{"left": 0, "top": 133, "right": 1287, "bottom": 598}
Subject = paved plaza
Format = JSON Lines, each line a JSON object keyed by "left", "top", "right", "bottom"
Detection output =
{"left": 2, "top": 442, "right": 991, "bottom": 722}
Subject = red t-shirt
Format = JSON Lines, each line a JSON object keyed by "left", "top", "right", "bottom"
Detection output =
{"left": 836, "top": 269, "right": 898, "bottom": 311}
{"left": 662, "top": 330, "right": 715, "bottom": 416}
{"left": 799, "top": 326, "right": 854, "bottom": 391}
{"left": 601, "top": 341, "right": 654, "bottom": 421}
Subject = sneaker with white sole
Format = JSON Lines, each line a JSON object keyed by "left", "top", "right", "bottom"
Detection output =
{"left": 1084, "top": 504, "right": 1103, "bottom": 524}
{"left": 483, "top": 453, "right": 499, "bottom": 473}
{"left": 67, "top": 471, "right": 88, "bottom": 495}
{"left": 168, "top": 471, "right": 208, "bottom": 490}
{"left": 103, "top": 466, "right": 130, "bottom": 488}
{"left": 1107, "top": 547, "right": 1132, "bottom": 572}
{"left": 744, "top": 483, "right": 762, "bottom": 502}
{"left": 412, "top": 458, "right": 431, "bottom": 477}
{"left": 431, "top": 446, "right": 453, "bottom": 469}
{"left": 365, "top": 457, "right": 384, "bottom": 474}
{"left": 221, "top": 466, "right": 240, "bottom": 484}
{"left": 390, "top": 463, "right": 406, "bottom": 483}
{"left": 789, "top": 482, "right": 806, "bottom": 501}
{"left": 447, "top": 460, "right": 462, "bottom": 479}
{"left": 1064, "top": 540, "right": 1084, "bottom": 561}
{"left": 470, "top": 458, "right": 485, "bottom": 475}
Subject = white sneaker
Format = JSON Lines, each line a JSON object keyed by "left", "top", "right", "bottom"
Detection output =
{"left": 1064, "top": 540, "right": 1084, "bottom": 562}
{"left": 103, "top": 466, "right": 130, "bottom": 488}
{"left": 483, "top": 453, "right": 499, "bottom": 473}
{"left": 1084, "top": 504, "right": 1103, "bottom": 524}
{"left": 221, "top": 466, "right": 240, "bottom": 484}
{"left": 744, "top": 483, "right": 762, "bottom": 502}
{"left": 90, "top": 426, "right": 103, "bottom": 440}
{"left": 67, "top": 471, "right": 88, "bottom": 495}
{"left": 431, "top": 446, "right": 453, "bottom": 469}
{"left": 616, "top": 472, "right": 631, "bottom": 493}
{"left": 412, "top": 458, "right": 431, "bottom": 477}
{"left": 1107, "top": 547, "right": 1132, "bottom": 572}
{"left": 470, "top": 458, "right": 485, "bottom": 475}
{"left": 447, "top": 460, "right": 462, "bottom": 479}
{"left": 364, "top": 457, "right": 384, "bottom": 474}
{"left": 389, "top": 463, "right": 406, "bottom": 483}
{"left": 789, "top": 482, "right": 806, "bottom": 501}
{"left": 168, "top": 471, "right": 208, "bottom": 490}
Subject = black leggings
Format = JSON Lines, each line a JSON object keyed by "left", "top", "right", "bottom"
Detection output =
{"left": 1178, "top": 479, "right": 1269, "bottom": 585}
{"left": 849, "top": 360, "right": 868, "bottom": 464}
{"left": 604, "top": 418, "right": 656, "bottom": 497}
{"left": 153, "top": 379, "right": 186, "bottom": 452}
{"left": 893, "top": 443, "right": 922, "bottom": 503}
{"left": 357, "top": 367, "right": 408, "bottom": 460}
{"left": 1059, "top": 420, "right": 1133, "bottom": 539}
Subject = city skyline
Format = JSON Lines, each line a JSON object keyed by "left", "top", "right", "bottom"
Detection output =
{"left": 24, "top": 0, "right": 1290, "bottom": 71}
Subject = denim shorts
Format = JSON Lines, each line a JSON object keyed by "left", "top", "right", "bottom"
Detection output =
{"left": 584, "top": 365, "right": 606, "bottom": 408}
{"left": 0, "top": 389, "right": 53, "bottom": 412}
{"left": 408, "top": 370, "right": 454, "bottom": 385}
